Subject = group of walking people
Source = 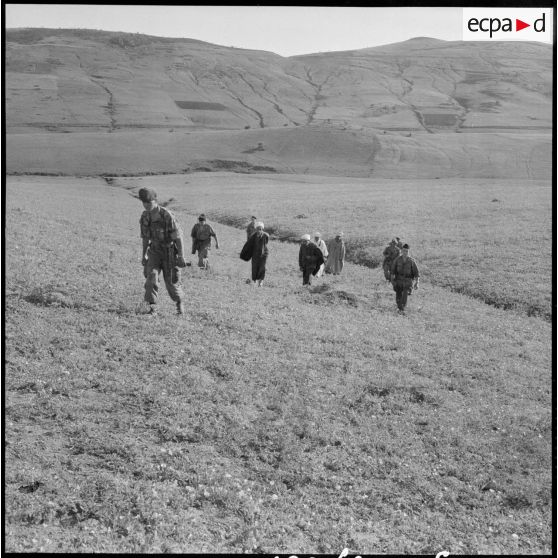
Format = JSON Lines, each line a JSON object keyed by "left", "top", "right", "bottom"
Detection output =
{"left": 240, "top": 217, "right": 346, "bottom": 288}
{"left": 138, "top": 188, "right": 419, "bottom": 316}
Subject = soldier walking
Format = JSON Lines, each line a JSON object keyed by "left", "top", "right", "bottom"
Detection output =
{"left": 382, "top": 238, "right": 400, "bottom": 281}
{"left": 139, "top": 188, "right": 187, "bottom": 316}
{"left": 191, "top": 214, "right": 219, "bottom": 269}
{"left": 390, "top": 243, "right": 420, "bottom": 314}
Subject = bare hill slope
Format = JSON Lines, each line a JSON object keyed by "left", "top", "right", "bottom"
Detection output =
{"left": 5, "top": 29, "right": 552, "bottom": 178}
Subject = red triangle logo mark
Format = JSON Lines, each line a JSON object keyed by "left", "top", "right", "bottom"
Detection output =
{"left": 516, "top": 19, "right": 530, "bottom": 31}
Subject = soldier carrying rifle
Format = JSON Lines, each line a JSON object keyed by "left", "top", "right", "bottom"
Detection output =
{"left": 390, "top": 243, "right": 420, "bottom": 314}
{"left": 139, "top": 188, "right": 187, "bottom": 316}
{"left": 382, "top": 238, "right": 400, "bottom": 281}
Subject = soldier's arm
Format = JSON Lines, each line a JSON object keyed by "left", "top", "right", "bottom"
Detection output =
{"left": 412, "top": 260, "right": 420, "bottom": 287}
{"left": 211, "top": 227, "right": 219, "bottom": 249}
{"left": 140, "top": 214, "right": 150, "bottom": 262}
{"left": 142, "top": 237, "right": 149, "bottom": 263}
{"left": 174, "top": 237, "right": 184, "bottom": 258}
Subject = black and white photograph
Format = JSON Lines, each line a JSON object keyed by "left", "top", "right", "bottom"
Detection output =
{"left": 3, "top": 3, "right": 554, "bottom": 554}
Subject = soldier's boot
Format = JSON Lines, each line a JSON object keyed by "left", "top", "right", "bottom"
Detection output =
{"left": 148, "top": 304, "right": 158, "bottom": 316}
{"left": 176, "top": 301, "right": 184, "bottom": 315}
{"left": 257, "top": 280, "right": 264, "bottom": 287}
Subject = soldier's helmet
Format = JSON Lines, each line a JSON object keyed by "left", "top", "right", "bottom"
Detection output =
{"left": 138, "top": 188, "right": 157, "bottom": 202}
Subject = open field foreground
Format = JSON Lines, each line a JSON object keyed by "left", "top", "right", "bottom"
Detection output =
{"left": 4, "top": 176, "right": 552, "bottom": 553}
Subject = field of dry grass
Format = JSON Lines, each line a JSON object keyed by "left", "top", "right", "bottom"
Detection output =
{"left": 4, "top": 175, "right": 552, "bottom": 553}
{"left": 6, "top": 128, "right": 552, "bottom": 180}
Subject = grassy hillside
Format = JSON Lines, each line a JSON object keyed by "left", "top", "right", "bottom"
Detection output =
{"left": 5, "top": 29, "right": 552, "bottom": 181}
{"left": 4, "top": 176, "right": 552, "bottom": 553}
{"left": 5, "top": 29, "right": 551, "bottom": 133}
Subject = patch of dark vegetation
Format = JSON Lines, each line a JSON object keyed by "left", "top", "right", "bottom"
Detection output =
{"left": 242, "top": 142, "right": 265, "bottom": 154}
{"left": 502, "top": 493, "right": 533, "bottom": 510}
{"left": 185, "top": 160, "right": 277, "bottom": 174}
{"left": 18, "top": 481, "right": 44, "bottom": 494}
{"left": 344, "top": 240, "right": 382, "bottom": 268}
{"left": 9, "top": 171, "right": 67, "bottom": 177}
{"left": 422, "top": 113, "right": 458, "bottom": 126}
{"left": 25, "top": 286, "right": 75, "bottom": 308}
{"left": 349, "top": 385, "right": 437, "bottom": 412}
{"left": 309, "top": 289, "right": 359, "bottom": 308}
{"left": 174, "top": 101, "right": 227, "bottom": 111}
{"left": 479, "top": 100, "right": 501, "bottom": 113}
{"left": 443, "top": 283, "right": 550, "bottom": 322}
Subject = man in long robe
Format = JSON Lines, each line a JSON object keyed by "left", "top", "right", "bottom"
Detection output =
{"left": 313, "top": 232, "right": 328, "bottom": 278}
{"left": 325, "top": 232, "right": 346, "bottom": 275}
{"left": 299, "top": 234, "right": 324, "bottom": 286}
{"left": 240, "top": 221, "right": 269, "bottom": 286}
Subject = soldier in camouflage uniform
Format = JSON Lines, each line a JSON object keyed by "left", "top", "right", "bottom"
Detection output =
{"left": 139, "top": 188, "right": 187, "bottom": 316}
{"left": 390, "top": 243, "right": 420, "bottom": 314}
{"left": 382, "top": 238, "right": 400, "bottom": 281}
{"left": 191, "top": 214, "right": 219, "bottom": 269}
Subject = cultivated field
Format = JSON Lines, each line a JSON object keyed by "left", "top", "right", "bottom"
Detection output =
{"left": 4, "top": 175, "right": 552, "bottom": 553}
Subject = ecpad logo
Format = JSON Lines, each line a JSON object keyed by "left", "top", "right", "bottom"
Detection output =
{"left": 463, "top": 8, "right": 552, "bottom": 43}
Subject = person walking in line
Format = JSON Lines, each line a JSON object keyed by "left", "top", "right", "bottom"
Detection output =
{"left": 246, "top": 215, "right": 258, "bottom": 240}
{"left": 191, "top": 214, "right": 219, "bottom": 269}
{"left": 325, "top": 232, "right": 346, "bottom": 275}
{"left": 240, "top": 221, "right": 269, "bottom": 286}
{"left": 382, "top": 238, "right": 401, "bottom": 281}
{"left": 390, "top": 243, "right": 420, "bottom": 314}
{"left": 138, "top": 188, "right": 187, "bottom": 316}
{"left": 299, "top": 234, "right": 324, "bottom": 286}
{"left": 313, "top": 231, "right": 328, "bottom": 278}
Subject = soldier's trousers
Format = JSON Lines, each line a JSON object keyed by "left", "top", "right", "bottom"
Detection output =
{"left": 144, "top": 248, "right": 183, "bottom": 304}
{"left": 392, "top": 278, "right": 413, "bottom": 310}
{"left": 196, "top": 240, "right": 211, "bottom": 268}
{"left": 251, "top": 255, "right": 267, "bottom": 281}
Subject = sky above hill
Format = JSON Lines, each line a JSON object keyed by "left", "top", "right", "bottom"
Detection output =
{"left": 5, "top": 5, "right": 464, "bottom": 56}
